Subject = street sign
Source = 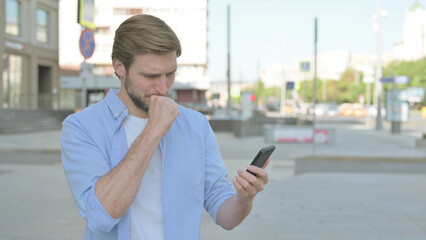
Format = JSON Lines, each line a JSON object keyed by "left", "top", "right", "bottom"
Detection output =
{"left": 295, "top": 81, "right": 301, "bottom": 90}
{"left": 77, "top": 0, "right": 95, "bottom": 29}
{"left": 380, "top": 77, "right": 393, "bottom": 83}
{"left": 286, "top": 82, "right": 295, "bottom": 90}
{"left": 80, "top": 62, "right": 94, "bottom": 79}
{"left": 300, "top": 62, "right": 310, "bottom": 72}
{"left": 380, "top": 75, "right": 409, "bottom": 84}
{"left": 394, "top": 75, "right": 409, "bottom": 84}
{"left": 79, "top": 28, "right": 95, "bottom": 59}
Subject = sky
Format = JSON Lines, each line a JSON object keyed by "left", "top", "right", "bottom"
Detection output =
{"left": 206, "top": 0, "right": 418, "bottom": 83}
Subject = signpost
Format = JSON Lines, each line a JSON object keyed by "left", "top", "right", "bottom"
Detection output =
{"left": 77, "top": 0, "right": 95, "bottom": 29}
{"left": 79, "top": 28, "right": 95, "bottom": 60}
{"left": 300, "top": 61, "right": 311, "bottom": 101}
{"left": 79, "top": 28, "right": 95, "bottom": 108}
{"left": 77, "top": 0, "right": 95, "bottom": 109}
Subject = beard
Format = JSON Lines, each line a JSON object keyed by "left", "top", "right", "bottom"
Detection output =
{"left": 124, "top": 74, "right": 151, "bottom": 113}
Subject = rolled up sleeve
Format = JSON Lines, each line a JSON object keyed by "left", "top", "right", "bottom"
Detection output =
{"left": 202, "top": 117, "right": 235, "bottom": 224}
{"left": 61, "top": 116, "right": 120, "bottom": 233}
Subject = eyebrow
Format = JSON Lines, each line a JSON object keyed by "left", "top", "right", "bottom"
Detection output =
{"left": 139, "top": 68, "right": 177, "bottom": 77}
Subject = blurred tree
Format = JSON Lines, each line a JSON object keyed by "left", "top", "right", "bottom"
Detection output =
{"left": 383, "top": 58, "right": 426, "bottom": 105}
{"left": 326, "top": 80, "right": 339, "bottom": 103}
{"left": 383, "top": 58, "right": 426, "bottom": 87}
{"left": 299, "top": 78, "right": 335, "bottom": 103}
{"left": 336, "top": 68, "right": 366, "bottom": 104}
{"left": 250, "top": 79, "right": 282, "bottom": 108}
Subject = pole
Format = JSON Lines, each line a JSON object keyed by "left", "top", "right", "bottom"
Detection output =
{"left": 281, "top": 72, "right": 286, "bottom": 116}
{"left": 313, "top": 17, "right": 318, "bottom": 154}
{"left": 6, "top": 62, "right": 11, "bottom": 107}
{"left": 313, "top": 18, "right": 318, "bottom": 113}
{"left": 281, "top": 45, "right": 286, "bottom": 116}
{"left": 374, "top": 0, "right": 383, "bottom": 130}
{"left": 422, "top": 24, "right": 425, "bottom": 58}
{"left": 226, "top": 4, "right": 232, "bottom": 116}
{"left": 81, "top": 61, "right": 87, "bottom": 109}
{"left": 366, "top": 82, "right": 371, "bottom": 125}
{"left": 322, "top": 79, "right": 326, "bottom": 102}
{"left": 390, "top": 75, "right": 401, "bottom": 133}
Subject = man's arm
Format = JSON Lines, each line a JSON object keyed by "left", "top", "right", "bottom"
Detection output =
{"left": 95, "top": 96, "right": 179, "bottom": 219}
{"left": 216, "top": 164, "right": 269, "bottom": 230}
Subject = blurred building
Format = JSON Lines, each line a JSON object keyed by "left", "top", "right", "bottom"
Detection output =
{"left": 0, "top": 0, "right": 60, "bottom": 109}
{"left": 392, "top": 2, "right": 426, "bottom": 62}
{"left": 260, "top": 50, "right": 376, "bottom": 88}
{"left": 59, "top": 0, "right": 209, "bottom": 109}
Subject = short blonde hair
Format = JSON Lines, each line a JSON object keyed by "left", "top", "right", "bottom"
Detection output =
{"left": 111, "top": 14, "right": 182, "bottom": 71}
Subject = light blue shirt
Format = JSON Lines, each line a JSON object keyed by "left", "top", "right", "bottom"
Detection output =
{"left": 61, "top": 89, "right": 235, "bottom": 240}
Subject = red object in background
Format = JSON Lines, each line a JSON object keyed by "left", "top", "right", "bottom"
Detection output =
{"left": 250, "top": 94, "right": 256, "bottom": 102}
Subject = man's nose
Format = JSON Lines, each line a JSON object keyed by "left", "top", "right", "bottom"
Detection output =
{"left": 155, "top": 76, "right": 168, "bottom": 96}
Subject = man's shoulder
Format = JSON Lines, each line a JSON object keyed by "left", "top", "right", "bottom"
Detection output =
{"left": 63, "top": 99, "right": 110, "bottom": 126}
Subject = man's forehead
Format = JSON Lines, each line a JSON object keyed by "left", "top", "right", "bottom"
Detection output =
{"left": 130, "top": 52, "right": 177, "bottom": 72}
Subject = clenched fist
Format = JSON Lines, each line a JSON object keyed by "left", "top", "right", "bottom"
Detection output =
{"left": 147, "top": 95, "right": 180, "bottom": 138}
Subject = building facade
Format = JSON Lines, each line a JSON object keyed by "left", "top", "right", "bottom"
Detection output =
{"left": 392, "top": 2, "right": 426, "bottom": 62}
{"left": 59, "top": 0, "right": 209, "bottom": 109}
{"left": 0, "top": 0, "right": 59, "bottom": 109}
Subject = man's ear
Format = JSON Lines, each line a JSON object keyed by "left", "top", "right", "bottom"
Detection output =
{"left": 112, "top": 58, "right": 125, "bottom": 79}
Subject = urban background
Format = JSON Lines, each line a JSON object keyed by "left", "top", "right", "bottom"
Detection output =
{"left": 1, "top": 0, "right": 426, "bottom": 239}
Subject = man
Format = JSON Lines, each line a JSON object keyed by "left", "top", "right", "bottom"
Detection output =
{"left": 61, "top": 14, "right": 269, "bottom": 240}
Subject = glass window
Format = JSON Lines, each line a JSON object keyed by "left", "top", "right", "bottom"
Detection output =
{"left": 2, "top": 54, "right": 23, "bottom": 108}
{"left": 5, "top": 0, "right": 20, "bottom": 36}
{"left": 36, "top": 8, "right": 49, "bottom": 43}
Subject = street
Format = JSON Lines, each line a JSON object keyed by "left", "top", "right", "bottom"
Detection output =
{"left": 1, "top": 114, "right": 426, "bottom": 239}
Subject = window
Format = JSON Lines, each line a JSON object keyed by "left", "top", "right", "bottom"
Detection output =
{"left": 2, "top": 54, "right": 23, "bottom": 108}
{"left": 5, "top": 0, "right": 20, "bottom": 36}
{"left": 36, "top": 8, "right": 49, "bottom": 43}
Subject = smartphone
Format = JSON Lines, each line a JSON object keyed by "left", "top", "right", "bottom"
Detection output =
{"left": 247, "top": 145, "right": 276, "bottom": 176}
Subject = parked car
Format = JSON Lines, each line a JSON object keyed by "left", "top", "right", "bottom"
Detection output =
{"left": 339, "top": 103, "right": 368, "bottom": 117}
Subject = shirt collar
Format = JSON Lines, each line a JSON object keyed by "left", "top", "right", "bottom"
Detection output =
{"left": 105, "top": 89, "right": 129, "bottom": 121}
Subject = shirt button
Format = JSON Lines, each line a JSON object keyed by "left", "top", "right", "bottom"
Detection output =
{"left": 114, "top": 113, "right": 119, "bottom": 117}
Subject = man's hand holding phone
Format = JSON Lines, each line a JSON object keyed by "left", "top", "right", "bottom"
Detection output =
{"left": 233, "top": 145, "right": 275, "bottom": 203}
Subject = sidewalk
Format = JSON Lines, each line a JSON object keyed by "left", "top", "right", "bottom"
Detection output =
{"left": 0, "top": 130, "right": 61, "bottom": 153}
{"left": 1, "top": 123, "right": 426, "bottom": 239}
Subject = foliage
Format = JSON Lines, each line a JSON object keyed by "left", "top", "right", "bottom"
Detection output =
{"left": 250, "top": 79, "right": 281, "bottom": 104}
{"left": 335, "top": 69, "right": 366, "bottom": 104}
{"left": 299, "top": 69, "right": 368, "bottom": 104}
{"left": 250, "top": 58, "right": 426, "bottom": 106}
{"left": 383, "top": 58, "right": 426, "bottom": 105}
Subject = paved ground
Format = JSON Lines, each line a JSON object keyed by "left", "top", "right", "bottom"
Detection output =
{"left": 0, "top": 115, "right": 426, "bottom": 239}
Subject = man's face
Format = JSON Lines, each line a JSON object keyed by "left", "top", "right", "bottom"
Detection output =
{"left": 122, "top": 52, "right": 177, "bottom": 113}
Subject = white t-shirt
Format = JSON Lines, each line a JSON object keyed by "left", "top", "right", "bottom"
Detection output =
{"left": 123, "top": 114, "right": 164, "bottom": 240}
